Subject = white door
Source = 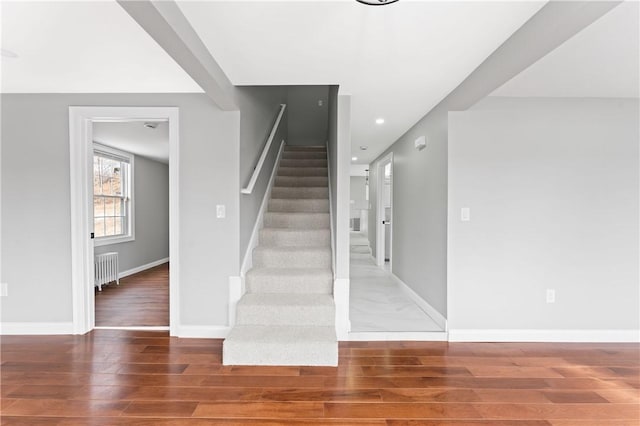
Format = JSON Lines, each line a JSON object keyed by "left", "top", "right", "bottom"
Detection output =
{"left": 376, "top": 153, "right": 393, "bottom": 269}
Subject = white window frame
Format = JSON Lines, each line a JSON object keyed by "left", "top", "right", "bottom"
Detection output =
{"left": 92, "top": 143, "right": 135, "bottom": 247}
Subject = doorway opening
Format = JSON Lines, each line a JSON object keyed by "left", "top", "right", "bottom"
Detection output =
{"left": 92, "top": 121, "right": 170, "bottom": 328}
{"left": 69, "top": 107, "right": 179, "bottom": 335}
{"left": 376, "top": 154, "right": 392, "bottom": 270}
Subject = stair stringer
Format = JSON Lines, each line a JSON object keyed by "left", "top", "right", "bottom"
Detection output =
{"left": 229, "top": 139, "right": 285, "bottom": 328}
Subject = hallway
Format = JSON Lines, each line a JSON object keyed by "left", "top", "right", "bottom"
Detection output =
{"left": 349, "top": 232, "right": 443, "bottom": 333}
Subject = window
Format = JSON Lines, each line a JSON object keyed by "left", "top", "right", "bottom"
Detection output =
{"left": 93, "top": 144, "right": 134, "bottom": 245}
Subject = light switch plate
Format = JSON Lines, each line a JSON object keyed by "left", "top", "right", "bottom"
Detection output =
{"left": 546, "top": 289, "right": 556, "bottom": 303}
{"left": 216, "top": 205, "right": 226, "bottom": 219}
{"left": 0, "top": 283, "right": 8, "bottom": 297}
{"left": 461, "top": 207, "right": 470, "bottom": 222}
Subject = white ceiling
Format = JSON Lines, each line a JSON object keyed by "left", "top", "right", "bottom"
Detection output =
{"left": 1, "top": 1, "right": 548, "bottom": 164}
{"left": 1, "top": 1, "right": 202, "bottom": 93}
{"left": 492, "top": 1, "right": 639, "bottom": 99}
{"left": 93, "top": 121, "right": 169, "bottom": 164}
{"left": 177, "top": 1, "right": 545, "bottom": 164}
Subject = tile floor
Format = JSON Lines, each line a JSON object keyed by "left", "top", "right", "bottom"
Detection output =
{"left": 349, "top": 232, "right": 443, "bottom": 332}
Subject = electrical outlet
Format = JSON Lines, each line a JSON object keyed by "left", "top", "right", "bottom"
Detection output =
{"left": 0, "top": 283, "right": 8, "bottom": 297}
{"left": 216, "top": 205, "right": 226, "bottom": 219}
{"left": 546, "top": 289, "right": 555, "bottom": 304}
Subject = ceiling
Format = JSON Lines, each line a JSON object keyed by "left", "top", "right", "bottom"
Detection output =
{"left": 492, "top": 1, "right": 639, "bottom": 98}
{"left": 1, "top": 1, "right": 202, "bottom": 93}
{"left": 177, "top": 1, "right": 545, "bottom": 164}
{"left": 1, "top": 1, "right": 548, "bottom": 164}
{"left": 93, "top": 121, "right": 169, "bottom": 164}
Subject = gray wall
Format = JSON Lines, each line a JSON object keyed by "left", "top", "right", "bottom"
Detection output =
{"left": 448, "top": 97, "right": 639, "bottom": 330}
{"left": 368, "top": 107, "right": 449, "bottom": 317}
{"left": 350, "top": 176, "right": 367, "bottom": 219}
{"left": 287, "top": 86, "right": 329, "bottom": 146}
{"left": 95, "top": 155, "right": 169, "bottom": 273}
{"left": 236, "top": 86, "right": 288, "bottom": 262}
{"left": 1, "top": 93, "right": 240, "bottom": 327}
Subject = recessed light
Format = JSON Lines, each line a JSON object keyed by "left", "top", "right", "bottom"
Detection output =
{"left": 375, "top": 118, "right": 385, "bottom": 125}
{"left": 352, "top": 157, "right": 358, "bottom": 161}
{"left": 360, "top": 146, "right": 368, "bottom": 151}
{"left": 144, "top": 122, "right": 158, "bottom": 129}
{"left": 1, "top": 48, "right": 19, "bottom": 59}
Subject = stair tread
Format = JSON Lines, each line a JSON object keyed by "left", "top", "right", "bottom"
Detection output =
{"left": 255, "top": 245, "right": 330, "bottom": 252}
{"left": 239, "top": 293, "right": 334, "bottom": 307}
{"left": 261, "top": 227, "right": 329, "bottom": 233}
{"left": 226, "top": 325, "right": 336, "bottom": 344}
{"left": 265, "top": 212, "right": 329, "bottom": 216}
{"left": 247, "top": 267, "right": 332, "bottom": 277}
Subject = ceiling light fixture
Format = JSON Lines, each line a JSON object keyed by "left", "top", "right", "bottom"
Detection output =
{"left": 376, "top": 118, "right": 385, "bottom": 125}
{"left": 352, "top": 157, "right": 358, "bottom": 161}
{"left": 356, "top": 0, "right": 400, "bottom": 6}
{"left": 360, "top": 146, "right": 368, "bottom": 151}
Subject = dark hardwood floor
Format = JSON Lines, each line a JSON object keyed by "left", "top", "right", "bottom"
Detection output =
{"left": 95, "top": 263, "right": 169, "bottom": 327}
{"left": 1, "top": 330, "right": 638, "bottom": 424}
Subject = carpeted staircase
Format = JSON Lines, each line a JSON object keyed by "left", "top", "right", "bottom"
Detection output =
{"left": 223, "top": 145, "right": 338, "bottom": 366}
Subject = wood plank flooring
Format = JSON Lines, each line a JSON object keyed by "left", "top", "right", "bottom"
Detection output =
{"left": 1, "top": 331, "right": 638, "bottom": 424}
{"left": 95, "top": 263, "right": 169, "bottom": 327}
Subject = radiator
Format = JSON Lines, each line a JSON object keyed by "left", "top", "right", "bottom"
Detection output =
{"left": 95, "top": 252, "right": 119, "bottom": 291}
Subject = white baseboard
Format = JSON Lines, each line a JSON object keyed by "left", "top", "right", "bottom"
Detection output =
{"left": 1, "top": 322, "right": 74, "bottom": 335}
{"left": 120, "top": 257, "right": 169, "bottom": 279}
{"left": 389, "top": 273, "right": 447, "bottom": 331}
{"left": 448, "top": 329, "right": 640, "bottom": 343}
{"left": 348, "top": 331, "right": 448, "bottom": 341}
{"left": 175, "top": 325, "right": 230, "bottom": 338}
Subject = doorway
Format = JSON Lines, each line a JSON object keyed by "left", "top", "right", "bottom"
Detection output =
{"left": 69, "top": 107, "right": 179, "bottom": 335}
{"left": 92, "top": 121, "right": 170, "bottom": 328}
{"left": 376, "top": 153, "right": 393, "bottom": 270}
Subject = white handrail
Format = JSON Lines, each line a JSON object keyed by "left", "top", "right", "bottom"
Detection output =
{"left": 241, "top": 103, "right": 287, "bottom": 194}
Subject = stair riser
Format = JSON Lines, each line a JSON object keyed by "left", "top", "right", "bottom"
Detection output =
{"left": 246, "top": 274, "right": 332, "bottom": 294}
{"left": 284, "top": 146, "right": 327, "bottom": 152}
{"left": 253, "top": 249, "right": 331, "bottom": 268}
{"left": 259, "top": 229, "right": 330, "bottom": 247}
{"left": 263, "top": 213, "right": 330, "bottom": 229}
{"left": 223, "top": 341, "right": 338, "bottom": 366}
{"left": 270, "top": 187, "right": 328, "bottom": 199}
{"left": 282, "top": 152, "right": 327, "bottom": 160}
{"left": 268, "top": 199, "right": 329, "bottom": 213}
{"left": 236, "top": 304, "right": 335, "bottom": 326}
{"left": 275, "top": 176, "right": 328, "bottom": 187}
{"left": 279, "top": 159, "right": 327, "bottom": 168}
{"left": 278, "top": 167, "right": 327, "bottom": 177}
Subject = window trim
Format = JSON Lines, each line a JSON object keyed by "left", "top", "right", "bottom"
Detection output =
{"left": 93, "top": 143, "right": 135, "bottom": 247}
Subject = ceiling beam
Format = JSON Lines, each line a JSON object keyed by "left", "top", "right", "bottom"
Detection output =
{"left": 444, "top": 0, "right": 622, "bottom": 110}
{"left": 118, "top": 0, "right": 237, "bottom": 111}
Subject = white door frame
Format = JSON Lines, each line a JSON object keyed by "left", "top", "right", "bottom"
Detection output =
{"left": 376, "top": 152, "right": 393, "bottom": 269}
{"left": 69, "top": 106, "right": 180, "bottom": 335}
